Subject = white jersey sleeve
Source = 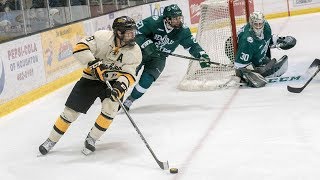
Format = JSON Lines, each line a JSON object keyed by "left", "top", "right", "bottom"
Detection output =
{"left": 73, "top": 30, "right": 142, "bottom": 87}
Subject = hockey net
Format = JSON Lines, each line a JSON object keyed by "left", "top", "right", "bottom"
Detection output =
{"left": 178, "top": 0, "right": 252, "bottom": 91}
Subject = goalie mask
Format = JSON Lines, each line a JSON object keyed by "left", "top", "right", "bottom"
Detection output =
{"left": 163, "top": 4, "right": 184, "bottom": 29}
{"left": 249, "top": 11, "right": 265, "bottom": 38}
{"left": 112, "top": 16, "right": 137, "bottom": 46}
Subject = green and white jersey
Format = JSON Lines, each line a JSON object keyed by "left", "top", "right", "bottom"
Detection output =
{"left": 136, "top": 16, "right": 204, "bottom": 58}
{"left": 235, "top": 21, "right": 272, "bottom": 68}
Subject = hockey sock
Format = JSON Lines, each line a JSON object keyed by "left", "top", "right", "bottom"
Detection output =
{"left": 131, "top": 72, "right": 154, "bottom": 100}
{"left": 89, "top": 113, "right": 113, "bottom": 140}
{"left": 49, "top": 116, "right": 72, "bottom": 142}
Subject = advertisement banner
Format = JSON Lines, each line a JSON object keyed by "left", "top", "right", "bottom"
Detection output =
{"left": 188, "top": 0, "right": 254, "bottom": 25}
{"left": 189, "top": 0, "right": 204, "bottom": 25}
{"left": 0, "top": 34, "right": 46, "bottom": 104}
{"left": 293, "top": 0, "right": 320, "bottom": 6}
{"left": 41, "top": 23, "right": 85, "bottom": 81}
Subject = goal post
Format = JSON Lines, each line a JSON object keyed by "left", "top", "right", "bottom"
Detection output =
{"left": 178, "top": 0, "right": 253, "bottom": 91}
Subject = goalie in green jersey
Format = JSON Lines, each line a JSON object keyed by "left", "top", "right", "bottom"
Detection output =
{"left": 123, "top": 4, "right": 211, "bottom": 111}
{"left": 232, "top": 11, "right": 296, "bottom": 88}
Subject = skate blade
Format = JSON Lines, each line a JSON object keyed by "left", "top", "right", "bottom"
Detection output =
{"left": 82, "top": 148, "right": 93, "bottom": 156}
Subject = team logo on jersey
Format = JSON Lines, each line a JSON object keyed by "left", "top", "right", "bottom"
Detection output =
{"left": 0, "top": 59, "right": 5, "bottom": 95}
{"left": 247, "top": 37, "right": 253, "bottom": 43}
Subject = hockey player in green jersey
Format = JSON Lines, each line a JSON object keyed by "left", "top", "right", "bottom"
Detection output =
{"left": 123, "top": 4, "right": 211, "bottom": 110}
{"left": 234, "top": 11, "right": 296, "bottom": 88}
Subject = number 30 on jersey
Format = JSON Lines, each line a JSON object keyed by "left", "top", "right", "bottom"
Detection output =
{"left": 240, "top": 52, "right": 249, "bottom": 62}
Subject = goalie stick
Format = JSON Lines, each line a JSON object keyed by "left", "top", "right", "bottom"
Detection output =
{"left": 103, "top": 77, "right": 169, "bottom": 170}
{"left": 287, "top": 59, "right": 320, "bottom": 93}
{"left": 220, "top": 74, "right": 303, "bottom": 88}
{"left": 166, "top": 52, "right": 233, "bottom": 67}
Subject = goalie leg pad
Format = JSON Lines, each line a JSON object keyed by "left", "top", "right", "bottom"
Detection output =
{"left": 264, "top": 55, "right": 288, "bottom": 78}
{"left": 237, "top": 68, "right": 268, "bottom": 88}
{"left": 254, "top": 57, "right": 277, "bottom": 75}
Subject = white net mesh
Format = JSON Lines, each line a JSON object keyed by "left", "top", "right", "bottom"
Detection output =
{"left": 178, "top": 0, "right": 250, "bottom": 91}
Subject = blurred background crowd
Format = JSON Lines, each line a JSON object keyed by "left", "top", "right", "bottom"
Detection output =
{"left": 0, "top": 0, "right": 161, "bottom": 42}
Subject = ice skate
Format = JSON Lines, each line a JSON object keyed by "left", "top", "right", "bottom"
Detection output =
{"left": 82, "top": 134, "right": 96, "bottom": 155}
{"left": 123, "top": 96, "right": 135, "bottom": 111}
{"left": 39, "top": 138, "right": 56, "bottom": 155}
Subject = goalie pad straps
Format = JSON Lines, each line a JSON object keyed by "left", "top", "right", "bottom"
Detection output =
{"left": 263, "top": 55, "right": 288, "bottom": 78}
{"left": 237, "top": 68, "right": 268, "bottom": 88}
{"left": 254, "top": 57, "right": 277, "bottom": 75}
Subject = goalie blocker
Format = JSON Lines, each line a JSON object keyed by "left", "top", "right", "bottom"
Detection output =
{"left": 236, "top": 55, "right": 288, "bottom": 88}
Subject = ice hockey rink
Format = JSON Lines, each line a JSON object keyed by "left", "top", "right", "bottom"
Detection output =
{"left": 1, "top": 12, "right": 320, "bottom": 180}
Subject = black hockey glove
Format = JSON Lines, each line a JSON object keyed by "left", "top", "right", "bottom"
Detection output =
{"left": 88, "top": 59, "right": 107, "bottom": 81}
{"left": 110, "top": 81, "right": 128, "bottom": 102}
{"left": 199, "top": 52, "right": 211, "bottom": 68}
{"left": 141, "top": 40, "right": 166, "bottom": 59}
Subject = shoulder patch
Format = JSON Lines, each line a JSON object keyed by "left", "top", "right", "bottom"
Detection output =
{"left": 247, "top": 37, "right": 253, "bottom": 43}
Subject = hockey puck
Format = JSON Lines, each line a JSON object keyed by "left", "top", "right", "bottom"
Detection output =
{"left": 170, "top": 168, "right": 178, "bottom": 174}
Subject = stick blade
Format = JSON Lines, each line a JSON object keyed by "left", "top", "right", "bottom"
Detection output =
{"left": 158, "top": 160, "right": 169, "bottom": 170}
{"left": 309, "top": 58, "right": 320, "bottom": 68}
{"left": 287, "top": 85, "right": 303, "bottom": 93}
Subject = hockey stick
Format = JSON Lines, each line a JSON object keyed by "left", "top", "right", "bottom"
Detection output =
{"left": 287, "top": 59, "right": 320, "bottom": 93}
{"left": 223, "top": 74, "right": 303, "bottom": 88}
{"left": 104, "top": 78, "right": 169, "bottom": 170}
{"left": 166, "top": 52, "right": 233, "bottom": 67}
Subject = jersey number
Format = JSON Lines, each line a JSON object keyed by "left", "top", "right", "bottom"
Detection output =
{"left": 240, "top": 52, "right": 249, "bottom": 62}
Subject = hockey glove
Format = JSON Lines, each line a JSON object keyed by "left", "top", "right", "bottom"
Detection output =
{"left": 110, "top": 81, "right": 128, "bottom": 102}
{"left": 271, "top": 35, "right": 296, "bottom": 50}
{"left": 277, "top": 36, "right": 296, "bottom": 50}
{"left": 88, "top": 59, "right": 108, "bottom": 81}
{"left": 199, "top": 52, "right": 211, "bottom": 68}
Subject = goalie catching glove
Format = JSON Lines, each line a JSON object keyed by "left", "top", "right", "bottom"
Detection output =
{"left": 110, "top": 81, "right": 128, "bottom": 102}
{"left": 271, "top": 35, "right": 296, "bottom": 50}
{"left": 88, "top": 59, "right": 107, "bottom": 81}
{"left": 198, "top": 51, "right": 211, "bottom": 68}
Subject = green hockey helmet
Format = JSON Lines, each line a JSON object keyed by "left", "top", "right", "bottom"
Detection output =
{"left": 163, "top": 4, "right": 183, "bottom": 19}
{"left": 163, "top": 4, "right": 184, "bottom": 29}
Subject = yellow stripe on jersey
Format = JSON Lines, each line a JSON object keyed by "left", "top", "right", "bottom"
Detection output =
{"left": 54, "top": 117, "right": 70, "bottom": 133}
{"left": 73, "top": 43, "right": 90, "bottom": 53}
{"left": 83, "top": 67, "right": 92, "bottom": 75}
{"left": 118, "top": 73, "right": 135, "bottom": 86}
{"left": 95, "top": 114, "right": 113, "bottom": 129}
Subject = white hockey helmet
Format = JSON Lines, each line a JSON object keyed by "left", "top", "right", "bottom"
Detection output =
{"left": 249, "top": 11, "right": 265, "bottom": 37}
